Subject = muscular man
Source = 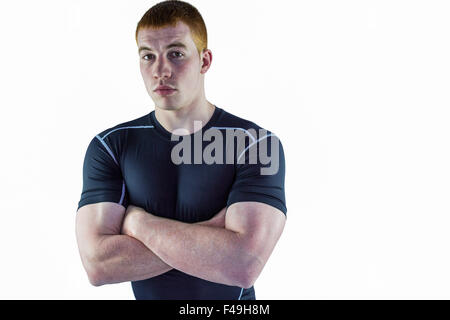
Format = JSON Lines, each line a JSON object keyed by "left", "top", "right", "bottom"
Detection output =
{"left": 76, "top": 0, "right": 287, "bottom": 300}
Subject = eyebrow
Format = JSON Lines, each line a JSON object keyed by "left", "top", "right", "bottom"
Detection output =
{"left": 138, "top": 41, "right": 187, "bottom": 54}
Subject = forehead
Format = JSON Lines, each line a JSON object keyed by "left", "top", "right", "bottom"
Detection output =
{"left": 137, "top": 21, "right": 194, "bottom": 48}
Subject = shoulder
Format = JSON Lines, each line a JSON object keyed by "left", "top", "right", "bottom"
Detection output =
{"left": 215, "top": 107, "right": 283, "bottom": 146}
{"left": 95, "top": 113, "right": 152, "bottom": 141}
{"left": 84, "top": 113, "right": 153, "bottom": 158}
{"left": 216, "top": 107, "right": 262, "bottom": 130}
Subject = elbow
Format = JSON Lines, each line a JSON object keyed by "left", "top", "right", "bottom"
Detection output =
{"left": 87, "top": 268, "right": 106, "bottom": 287}
{"left": 236, "top": 257, "right": 263, "bottom": 289}
{"left": 82, "top": 256, "right": 107, "bottom": 287}
{"left": 234, "top": 237, "right": 267, "bottom": 289}
{"left": 238, "top": 275, "right": 256, "bottom": 290}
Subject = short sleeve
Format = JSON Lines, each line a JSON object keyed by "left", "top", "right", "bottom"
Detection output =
{"left": 77, "top": 136, "right": 127, "bottom": 211}
{"left": 226, "top": 134, "right": 287, "bottom": 215}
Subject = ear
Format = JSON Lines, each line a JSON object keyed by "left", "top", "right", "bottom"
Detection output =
{"left": 200, "top": 49, "right": 213, "bottom": 74}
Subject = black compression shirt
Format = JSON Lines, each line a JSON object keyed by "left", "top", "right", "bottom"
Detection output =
{"left": 77, "top": 105, "right": 287, "bottom": 300}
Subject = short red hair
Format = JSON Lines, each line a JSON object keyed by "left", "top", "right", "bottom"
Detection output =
{"left": 135, "top": 0, "right": 208, "bottom": 57}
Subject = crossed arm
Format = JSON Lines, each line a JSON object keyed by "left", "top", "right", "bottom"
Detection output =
{"left": 75, "top": 201, "right": 286, "bottom": 288}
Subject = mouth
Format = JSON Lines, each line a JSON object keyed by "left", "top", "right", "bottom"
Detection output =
{"left": 155, "top": 89, "right": 177, "bottom": 96}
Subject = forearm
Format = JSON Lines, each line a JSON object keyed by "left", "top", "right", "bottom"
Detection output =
{"left": 131, "top": 216, "right": 256, "bottom": 287}
{"left": 88, "top": 234, "right": 172, "bottom": 286}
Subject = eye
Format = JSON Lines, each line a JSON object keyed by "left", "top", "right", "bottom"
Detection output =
{"left": 170, "top": 51, "right": 184, "bottom": 58}
{"left": 141, "top": 51, "right": 184, "bottom": 61}
{"left": 142, "top": 54, "right": 154, "bottom": 61}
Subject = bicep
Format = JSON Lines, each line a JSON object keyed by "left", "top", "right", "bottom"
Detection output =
{"left": 225, "top": 201, "right": 286, "bottom": 261}
{"left": 75, "top": 202, "right": 126, "bottom": 259}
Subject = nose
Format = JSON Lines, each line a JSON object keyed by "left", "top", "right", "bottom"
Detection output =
{"left": 152, "top": 56, "right": 172, "bottom": 80}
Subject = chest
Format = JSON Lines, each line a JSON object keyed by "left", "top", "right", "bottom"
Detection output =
{"left": 121, "top": 137, "right": 235, "bottom": 222}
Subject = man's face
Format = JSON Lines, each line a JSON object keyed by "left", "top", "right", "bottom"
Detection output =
{"left": 137, "top": 21, "right": 210, "bottom": 111}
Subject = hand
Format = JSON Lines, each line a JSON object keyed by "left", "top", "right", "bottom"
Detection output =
{"left": 197, "top": 207, "right": 227, "bottom": 228}
{"left": 121, "top": 205, "right": 146, "bottom": 237}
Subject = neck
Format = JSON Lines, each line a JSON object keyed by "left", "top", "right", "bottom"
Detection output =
{"left": 154, "top": 100, "right": 216, "bottom": 135}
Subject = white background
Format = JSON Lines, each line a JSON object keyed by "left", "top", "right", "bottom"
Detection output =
{"left": 0, "top": 0, "right": 449, "bottom": 299}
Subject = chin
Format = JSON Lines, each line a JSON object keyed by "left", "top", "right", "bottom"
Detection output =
{"left": 155, "top": 103, "right": 181, "bottom": 111}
